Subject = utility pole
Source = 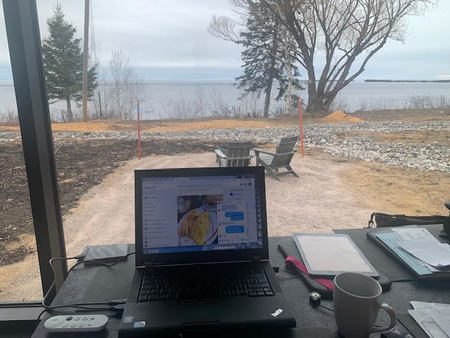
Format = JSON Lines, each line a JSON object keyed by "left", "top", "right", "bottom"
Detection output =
{"left": 82, "top": 0, "right": 89, "bottom": 122}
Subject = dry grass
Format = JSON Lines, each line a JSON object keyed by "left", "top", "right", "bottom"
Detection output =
{"left": 0, "top": 118, "right": 299, "bottom": 133}
{"left": 340, "top": 160, "right": 450, "bottom": 216}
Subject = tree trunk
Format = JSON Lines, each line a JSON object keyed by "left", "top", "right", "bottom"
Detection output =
{"left": 306, "top": 81, "right": 327, "bottom": 116}
{"left": 66, "top": 97, "right": 73, "bottom": 122}
{"left": 263, "top": 79, "right": 273, "bottom": 119}
{"left": 263, "top": 29, "right": 279, "bottom": 119}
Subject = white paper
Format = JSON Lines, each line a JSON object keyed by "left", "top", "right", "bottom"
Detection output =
{"left": 399, "top": 241, "right": 450, "bottom": 268}
{"left": 430, "top": 310, "right": 450, "bottom": 335}
{"left": 409, "top": 309, "right": 449, "bottom": 338}
{"left": 411, "top": 301, "right": 450, "bottom": 311}
{"left": 392, "top": 227, "right": 439, "bottom": 242}
{"left": 409, "top": 302, "right": 450, "bottom": 338}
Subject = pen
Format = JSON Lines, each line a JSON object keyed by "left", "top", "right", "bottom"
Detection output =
{"left": 277, "top": 244, "right": 333, "bottom": 297}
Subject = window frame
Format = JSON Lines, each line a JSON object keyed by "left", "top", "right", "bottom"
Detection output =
{"left": 2, "top": 0, "right": 68, "bottom": 304}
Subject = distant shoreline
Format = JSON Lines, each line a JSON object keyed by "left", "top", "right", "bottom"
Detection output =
{"left": 365, "top": 79, "right": 450, "bottom": 83}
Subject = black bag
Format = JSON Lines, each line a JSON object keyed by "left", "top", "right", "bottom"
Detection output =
{"left": 367, "top": 213, "right": 450, "bottom": 229}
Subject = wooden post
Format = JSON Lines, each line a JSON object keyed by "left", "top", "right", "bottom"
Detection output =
{"left": 82, "top": 0, "right": 89, "bottom": 122}
{"left": 137, "top": 100, "right": 141, "bottom": 160}
{"left": 299, "top": 98, "right": 304, "bottom": 157}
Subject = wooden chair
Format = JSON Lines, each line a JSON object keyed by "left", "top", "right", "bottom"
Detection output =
{"left": 254, "top": 136, "right": 299, "bottom": 181}
{"left": 215, "top": 141, "right": 253, "bottom": 167}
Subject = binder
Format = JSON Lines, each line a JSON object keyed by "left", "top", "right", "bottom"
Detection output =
{"left": 367, "top": 226, "right": 450, "bottom": 279}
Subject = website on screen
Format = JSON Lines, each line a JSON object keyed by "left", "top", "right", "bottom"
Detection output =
{"left": 141, "top": 175, "right": 263, "bottom": 254}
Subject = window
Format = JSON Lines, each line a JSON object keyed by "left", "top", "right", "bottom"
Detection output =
{"left": 0, "top": 1, "right": 43, "bottom": 302}
{"left": 2, "top": 0, "right": 449, "bottom": 304}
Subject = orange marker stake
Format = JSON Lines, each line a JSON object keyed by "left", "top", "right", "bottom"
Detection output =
{"left": 137, "top": 100, "right": 141, "bottom": 160}
{"left": 299, "top": 98, "right": 304, "bottom": 157}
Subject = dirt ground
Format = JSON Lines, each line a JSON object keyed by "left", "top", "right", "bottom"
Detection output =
{"left": 0, "top": 150, "right": 376, "bottom": 300}
{"left": 1, "top": 109, "right": 449, "bottom": 301}
{"left": 0, "top": 139, "right": 216, "bottom": 266}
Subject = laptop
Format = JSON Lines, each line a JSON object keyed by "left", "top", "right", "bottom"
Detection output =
{"left": 119, "top": 166, "right": 296, "bottom": 337}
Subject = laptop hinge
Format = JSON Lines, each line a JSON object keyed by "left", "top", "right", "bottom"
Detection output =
{"left": 252, "top": 256, "right": 261, "bottom": 262}
{"left": 144, "top": 260, "right": 155, "bottom": 267}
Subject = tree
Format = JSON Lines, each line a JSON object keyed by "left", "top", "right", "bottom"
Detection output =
{"left": 259, "top": 0, "right": 432, "bottom": 116}
{"left": 105, "top": 49, "right": 143, "bottom": 120}
{"left": 237, "top": 3, "right": 301, "bottom": 117}
{"left": 208, "top": 2, "right": 301, "bottom": 118}
{"left": 42, "top": 4, "right": 97, "bottom": 122}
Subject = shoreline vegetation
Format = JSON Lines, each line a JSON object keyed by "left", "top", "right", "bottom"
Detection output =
{"left": 365, "top": 79, "right": 450, "bottom": 83}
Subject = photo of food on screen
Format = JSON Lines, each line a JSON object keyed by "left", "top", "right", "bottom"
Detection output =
{"left": 177, "top": 194, "right": 223, "bottom": 246}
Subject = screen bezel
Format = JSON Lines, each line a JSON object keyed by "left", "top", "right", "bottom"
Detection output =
{"left": 135, "top": 166, "right": 269, "bottom": 267}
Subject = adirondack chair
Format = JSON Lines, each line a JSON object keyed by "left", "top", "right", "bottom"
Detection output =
{"left": 215, "top": 141, "right": 253, "bottom": 167}
{"left": 254, "top": 136, "right": 299, "bottom": 181}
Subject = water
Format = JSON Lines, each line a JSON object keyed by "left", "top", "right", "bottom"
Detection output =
{"left": 1, "top": 81, "right": 449, "bottom": 121}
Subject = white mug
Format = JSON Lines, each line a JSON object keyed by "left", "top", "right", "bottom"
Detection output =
{"left": 333, "top": 272, "right": 396, "bottom": 338}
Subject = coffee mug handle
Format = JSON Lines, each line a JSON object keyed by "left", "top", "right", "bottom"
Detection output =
{"left": 370, "top": 303, "right": 397, "bottom": 334}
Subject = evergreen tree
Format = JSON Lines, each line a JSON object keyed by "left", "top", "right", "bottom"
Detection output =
{"left": 42, "top": 4, "right": 97, "bottom": 122}
{"left": 236, "top": 4, "right": 301, "bottom": 118}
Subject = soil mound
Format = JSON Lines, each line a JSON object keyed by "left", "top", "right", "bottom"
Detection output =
{"left": 321, "top": 111, "right": 364, "bottom": 123}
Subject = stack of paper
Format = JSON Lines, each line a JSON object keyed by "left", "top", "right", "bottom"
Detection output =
{"left": 409, "top": 301, "right": 450, "bottom": 337}
{"left": 393, "top": 227, "right": 450, "bottom": 269}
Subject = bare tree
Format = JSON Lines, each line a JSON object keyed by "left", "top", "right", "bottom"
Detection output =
{"left": 259, "top": 0, "right": 433, "bottom": 115}
{"left": 106, "top": 49, "right": 143, "bottom": 120}
{"left": 208, "top": 15, "right": 240, "bottom": 42}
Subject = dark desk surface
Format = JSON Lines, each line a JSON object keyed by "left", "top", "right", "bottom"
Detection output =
{"left": 32, "top": 225, "right": 450, "bottom": 338}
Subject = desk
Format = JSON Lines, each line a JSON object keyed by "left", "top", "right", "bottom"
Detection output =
{"left": 32, "top": 225, "right": 450, "bottom": 337}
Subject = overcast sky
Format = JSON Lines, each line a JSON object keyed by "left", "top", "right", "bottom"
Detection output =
{"left": 0, "top": 0, "right": 449, "bottom": 81}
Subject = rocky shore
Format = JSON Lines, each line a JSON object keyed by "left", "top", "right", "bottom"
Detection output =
{"left": 1, "top": 120, "right": 449, "bottom": 173}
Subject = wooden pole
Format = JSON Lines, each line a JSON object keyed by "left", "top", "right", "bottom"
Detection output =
{"left": 137, "top": 100, "right": 141, "bottom": 160}
{"left": 82, "top": 0, "right": 89, "bottom": 122}
{"left": 299, "top": 98, "right": 304, "bottom": 157}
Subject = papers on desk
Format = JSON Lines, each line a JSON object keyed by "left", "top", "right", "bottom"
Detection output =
{"left": 393, "top": 227, "right": 450, "bottom": 269}
{"left": 409, "top": 301, "right": 450, "bottom": 338}
{"left": 373, "top": 226, "right": 450, "bottom": 277}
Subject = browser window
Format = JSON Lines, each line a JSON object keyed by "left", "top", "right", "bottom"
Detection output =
{"left": 141, "top": 174, "right": 263, "bottom": 254}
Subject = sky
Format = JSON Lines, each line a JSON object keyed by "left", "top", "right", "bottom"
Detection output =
{"left": 0, "top": 0, "right": 449, "bottom": 82}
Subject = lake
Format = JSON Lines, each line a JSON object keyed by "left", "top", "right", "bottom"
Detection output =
{"left": 1, "top": 81, "right": 449, "bottom": 121}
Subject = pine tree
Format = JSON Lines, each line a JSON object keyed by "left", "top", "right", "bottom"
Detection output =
{"left": 42, "top": 4, "right": 97, "bottom": 122}
{"left": 236, "top": 4, "right": 301, "bottom": 118}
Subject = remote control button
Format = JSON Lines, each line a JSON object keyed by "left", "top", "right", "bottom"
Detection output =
{"left": 66, "top": 316, "right": 73, "bottom": 321}
{"left": 74, "top": 317, "right": 80, "bottom": 321}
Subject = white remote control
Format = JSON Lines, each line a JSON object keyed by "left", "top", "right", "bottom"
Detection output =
{"left": 44, "top": 314, "right": 108, "bottom": 332}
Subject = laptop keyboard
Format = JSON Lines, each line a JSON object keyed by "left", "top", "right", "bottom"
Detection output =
{"left": 138, "top": 265, "right": 274, "bottom": 302}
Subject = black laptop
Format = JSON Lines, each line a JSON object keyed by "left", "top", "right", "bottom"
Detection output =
{"left": 119, "top": 166, "right": 296, "bottom": 337}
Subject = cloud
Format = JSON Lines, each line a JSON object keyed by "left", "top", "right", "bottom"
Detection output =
{"left": 0, "top": 0, "right": 449, "bottom": 81}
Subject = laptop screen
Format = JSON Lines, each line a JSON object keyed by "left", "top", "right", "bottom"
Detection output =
{"left": 140, "top": 172, "right": 264, "bottom": 255}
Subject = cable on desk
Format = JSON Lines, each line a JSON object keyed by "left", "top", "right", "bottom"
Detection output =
{"left": 318, "top": 304, "right": 334, "bottom": 312}
{"left": 42, "top": 255, "right": 81, "bottom": 308}
{"left": 39, "top": 252, "right": 136, "bottom": 321}
{"left": 37, "top": 299, "right": 127, "bottom": 321}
